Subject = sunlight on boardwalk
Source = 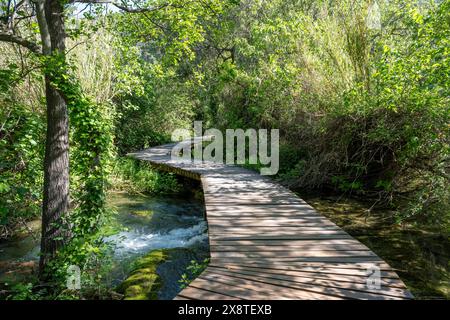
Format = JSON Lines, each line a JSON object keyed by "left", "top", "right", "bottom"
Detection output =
{"left": 129, "top": 142, "right": 413, "bottom": 300}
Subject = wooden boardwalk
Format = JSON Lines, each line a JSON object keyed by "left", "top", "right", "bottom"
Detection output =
{"left": 129, "top": 140, "right": 413, "bottom": 300}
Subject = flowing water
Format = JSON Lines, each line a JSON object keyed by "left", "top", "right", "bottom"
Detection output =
{"left": 0, "top": 192, "right": 209, "bottom": 299}
{"left": 105, "top": 192, "right": 209, "bottom": 299}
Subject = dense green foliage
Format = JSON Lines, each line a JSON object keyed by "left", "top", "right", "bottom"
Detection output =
{"left": 110, "top": 158, "right": 180, "bottom": 194}
{"left": 110, "top": 0, "right": 449, "bottom": 229}
{"left": 0, "top": 49, "right": 44, "bottom": 238}
{"left": 0, "top": 0, "right": 448, "bottom": 299}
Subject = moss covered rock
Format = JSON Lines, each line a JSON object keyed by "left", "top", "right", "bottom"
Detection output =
{"left": 118, "top": 250, "right": 167, "bottom": 300}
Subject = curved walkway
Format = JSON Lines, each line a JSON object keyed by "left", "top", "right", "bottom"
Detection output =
{"left": 129, "top": 141, "right": 413, "bottom": 300}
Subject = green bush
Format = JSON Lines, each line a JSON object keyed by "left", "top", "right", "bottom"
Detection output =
{"left": 110, "top": 158, "right": 181, "bottom": 195}
{"left": 0, "top": 67, "right": 45, "bottom": 237}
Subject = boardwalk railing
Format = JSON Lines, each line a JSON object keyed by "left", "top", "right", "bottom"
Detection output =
{"left": 129, "top": 138, "right": 413, "bottom": 300}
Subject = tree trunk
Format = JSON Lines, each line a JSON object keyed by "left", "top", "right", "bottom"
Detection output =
{"left": 38, "top": 0, "right": 70, "bottom": 277}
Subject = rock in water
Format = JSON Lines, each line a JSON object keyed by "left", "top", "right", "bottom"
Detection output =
{"left": 117, "top": 250, "right": 167, "bottom": 300}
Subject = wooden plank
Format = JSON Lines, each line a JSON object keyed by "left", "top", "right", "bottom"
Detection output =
{"left": 210, "top": 243, "right": 370, "bottom": 252}
{"left": 210, "top": 261, "right": 395, "bottom": 272}
{"left": 209, "top": 234, "right": 355, "bottom": 241}
{"left": 207, "top": 215, "right": 333, "bottom": 221}
{"left": 173, "top": 296, "right": 191, "bottom": 300}
{"left": 209, "top": 239, "right": 367, "bottom": 247}
{"left": 211, "top": 256, "right": 385, "bottom": 264}
{"left": 206, "top": 213, "right": 326, "bottom": 219}
{"left": 205, "top": 206, "right": 319, "bottom": 216}
{"left": 207, "top": 265, "right": 409, "bottom": 291}
{"left": 207, "top": 226, "right": 346, "bottom": 233}
{"left": 205, "top": 203, "right": 315, "bottom": 210}
{"left": 202, "top": 270, "right": 410, "bottom": 300}
{"left": 210, "top": 250, "right": 377, "bottom": 259}
{"left": 208, "top": 224, "right": 346, "bottom": 235}
{"left": 208, "top": 221, "right": 338, "bottom": 228}
{"left": 203, "top": 190, "right": 296, "bottom": 197}
{"left": 205, "top": 196, "right": 306, "bottom": 204}
{"left": 193, "top": 275, "right": 343, "bottom": 300}
{"left": 204, "top": 191, "right": 302, "bottom": 198}
{"left": 207, "top": 216, "right": 333, "bottom": 222}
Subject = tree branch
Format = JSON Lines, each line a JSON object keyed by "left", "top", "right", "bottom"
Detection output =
{"left": 0, "top": 32, "right": 41, "bottom": 54}
{"left": 70, "top": 0, "right": 174, "bottom": 13}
